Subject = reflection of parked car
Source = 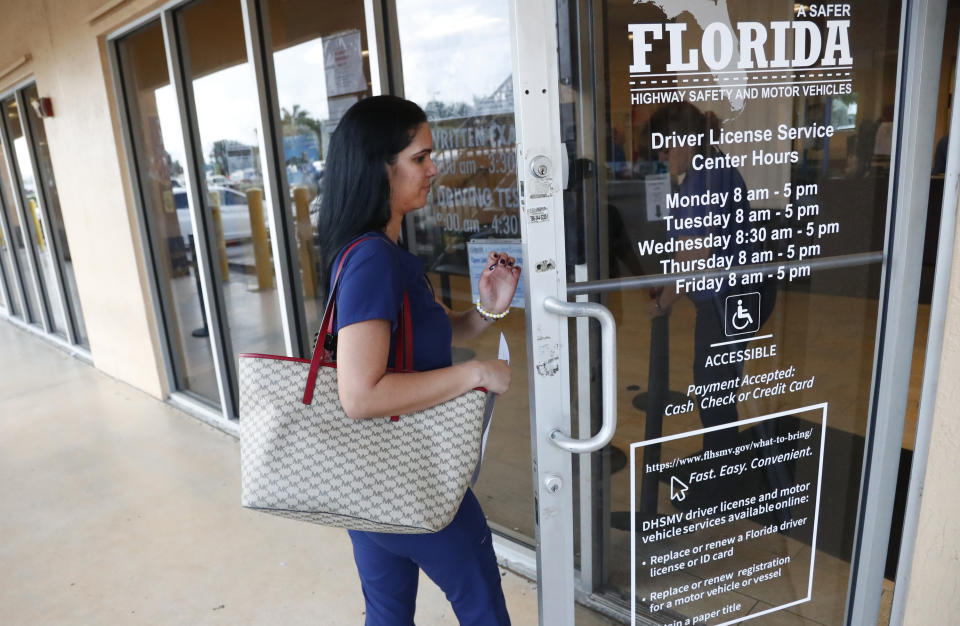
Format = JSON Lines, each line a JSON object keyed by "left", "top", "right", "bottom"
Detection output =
{"left": 174, "top": 185, "right": 256, "bottom": 244}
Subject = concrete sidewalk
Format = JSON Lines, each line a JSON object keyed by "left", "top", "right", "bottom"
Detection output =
{"left": 0, "top": 321, "right": 615, "bottom": 625}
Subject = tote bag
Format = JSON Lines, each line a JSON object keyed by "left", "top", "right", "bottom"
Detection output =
{"left": 239, "top": 238, "right": 487, "bottom": 533}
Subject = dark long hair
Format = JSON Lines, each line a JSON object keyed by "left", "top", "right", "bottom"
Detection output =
{"left": 315, "top": 95, "right": 427, "bottom": 288}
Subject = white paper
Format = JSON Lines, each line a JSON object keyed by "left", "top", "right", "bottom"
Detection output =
{"left": 645, "top": 173, "right": 671, "bottom": 221}
{"left": 322, "top": 30, "right": 368, "bottom": 98}
{"left": 472, "top": 333, "right": 509, "bottom": 485}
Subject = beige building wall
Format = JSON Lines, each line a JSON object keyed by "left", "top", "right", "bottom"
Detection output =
{"left": 0, "top": 0, "right": 167, "bottom": 397}
{"left": 902, "top": 206, "right": 960, "bottom": 623}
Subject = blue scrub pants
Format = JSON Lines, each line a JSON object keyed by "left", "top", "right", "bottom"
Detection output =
{"left": 348, "top": 489, "right": 511, "bottom": 625}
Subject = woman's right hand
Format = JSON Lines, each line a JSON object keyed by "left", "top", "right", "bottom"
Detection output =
{"left": 474, "top": 359, "right": 512, "bottom": 395}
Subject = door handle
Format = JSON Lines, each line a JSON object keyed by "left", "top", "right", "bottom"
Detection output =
{"left": 542, "top": 297, "right": 617, "bottom": 453}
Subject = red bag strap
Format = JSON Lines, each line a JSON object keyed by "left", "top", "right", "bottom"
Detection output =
{"left": 394, "top": 292, "right": 413, "bottom": 371}
{"left": 302, "top": 237, "right": 414, "bottom": 406}
{"left": 385, "top": 293, "right": 414, "bottom": 422}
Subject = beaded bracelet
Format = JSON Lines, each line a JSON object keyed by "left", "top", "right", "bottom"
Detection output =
{"left": 475, "top": 300, "right": 510, "bottom": 321}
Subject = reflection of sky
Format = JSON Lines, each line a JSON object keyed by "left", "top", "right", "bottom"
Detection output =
{"left": 13, "top": 138, "right": 37, "bottom": 196}
{"left": 156, "top": 85, "right": 185, "bottom": 168}
{"left": 156, "top": 65, "right": 264, "bottom": 168}
{"left": 274, "top": 39, "right": 330, "bottom": 123}
{"left": 157, "top": 40, "right": 331, "bottom": 170}
{"left": 155, "top": 0, "right": 513, "bottom": 168}
{"left": 396, "top": 0, "right": 512, "bottom": 106}
{"left": 191, "top": 64, "right": 260, "bottom": 162}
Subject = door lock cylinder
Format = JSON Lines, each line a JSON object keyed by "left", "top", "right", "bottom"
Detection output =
{"left": 531, "top": 155, "right": 552, "bottom": 178}
{"left": 544, "top": 474, "right": 563, "bottom": 494}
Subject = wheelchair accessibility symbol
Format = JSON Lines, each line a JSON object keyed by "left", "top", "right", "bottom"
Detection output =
{"left": 724, "top": 292, "right": 762, "bottom": 336}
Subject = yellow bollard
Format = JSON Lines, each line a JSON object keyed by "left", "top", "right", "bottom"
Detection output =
{"left": 245, "top": 188, "right": 273, "bottom": 290}
{"left": 293, "top": 186, "right": 316, "bottom": 298}
{"left": 28, "top": 198, "right": 45, "bottom": 251}
{"left": 208, "top": 189, "right": 230, "bottom": 281}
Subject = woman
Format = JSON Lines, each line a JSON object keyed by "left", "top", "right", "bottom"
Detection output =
{"left": 315, "top": 95, "right": 519, "bottom": 625}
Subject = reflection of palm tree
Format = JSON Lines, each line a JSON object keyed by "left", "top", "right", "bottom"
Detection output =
{"left": 281, "top": 105, "right": 325, "bottom": 160}
{"left": 281, "top": 104, "right": 310, "bottom": 126}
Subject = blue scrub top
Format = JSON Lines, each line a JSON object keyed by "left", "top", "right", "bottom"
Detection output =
{"left": 331, "top": 231, "right": 453, "bottom": 371}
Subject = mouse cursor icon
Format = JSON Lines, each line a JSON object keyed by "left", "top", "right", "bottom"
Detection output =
{"left": 670, "top": 476, "right": 689, "bottom": 502}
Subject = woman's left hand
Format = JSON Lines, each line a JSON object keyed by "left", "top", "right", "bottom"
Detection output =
{"left": 478, "top": 251, "right": 521, "bottom": 315}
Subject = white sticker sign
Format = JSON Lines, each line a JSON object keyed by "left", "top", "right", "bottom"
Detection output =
{"left": 322, "top": 29, "right": 367, "bottom": 97}
{"left": 630, "top": 404, "right": 827, "bottom": 625}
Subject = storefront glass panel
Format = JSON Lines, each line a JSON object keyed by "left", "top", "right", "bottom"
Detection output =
{"left": 394, "top": 0, "right": 534, "bottom": 544}
{"left": 177, "top": 0, "right": 286, "bottom": 400}
{"left": 0, "top": 216, "right": 17, "bottom": 318}
{"left": 1, "top": 97, "right": 65, "bottom": 336}
{"left": 21, "top": 83, "right": 89, "bottom": 348}
{"left": 0, "top": 138, "right": 36, "bottom": 323}
{"left": 116, "top": 20, "right": 221, "bottom": 405}
{"left": 264, "top": 0, "right": 374, "bottom": 342}
{"left": 0, "top": 151, "right": 23, "bottom": 320}
{"left": 555, "top": 0, "right": 903, "bottom": 622}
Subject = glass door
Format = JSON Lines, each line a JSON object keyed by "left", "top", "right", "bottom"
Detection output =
{"left": 111, "top": 0, "right": 390, "bottom": 418}
{"left": 19, "top": 83, "right": 90, "bottom": 348}
{"left": 261, "top": 0, "right": 376, "bottom": 351}
{"left": 387, "top": 0, "right": 536, "bottom": 547}
{"left": 115, "top": 19, "right": 223, "bottom": 406}
{"left": 0, "top": 83, "right": 90, "bottom": 348}
{"left": 0, "top": 213, "right": 15, "bottom": 317}
{"left": 0, "top": 143, "right": 26, "bottom": 321}
{"left": 512, "top": 0, "right": 921, "bottom": 624}
{"left": 1, "top": 96, "right": 62, "bottom": 334}
{"left": 173, "top": 0, "right": 290, "bottom": 412}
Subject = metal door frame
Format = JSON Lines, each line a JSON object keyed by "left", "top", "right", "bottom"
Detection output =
{"left": 13, "top": 85, "right": 78, "bottom": 346}
{"left": 0, "top": 220, "right": 10, "bottom": 314}
{"left": 0, "top": 134, "right": 28, "bottom": 322}
{"left": 0, "top": 78, "right": 94, "bottom": 360}
{"left": 891, "top": 13, "right": 960, "bottom": 622}
{"left": 509, "top": 0, "right": 946, "bottom": 624}
{"left": 161, "top": 7, "right": 239, "bottom": 417}
{"left": 107, "top": 14, "right": 191, "bottom": 407}
{"left": 509, "top": 1, "right": 579, "bottom": 623}
{"left": 371, "top": 0, "right": 547, "bottom": 577}
{"left": 240, "top": 0, "right": 391, "bottom": 359}
{"left": 0, "top": 84, "right": 53, "bottom": 333}
{"left": 849, "top": 0, "right": 947, "bottom": 622}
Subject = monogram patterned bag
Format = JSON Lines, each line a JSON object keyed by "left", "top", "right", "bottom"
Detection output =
{"left": 238, "top": 238, "right": 487, "bottom": 533}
